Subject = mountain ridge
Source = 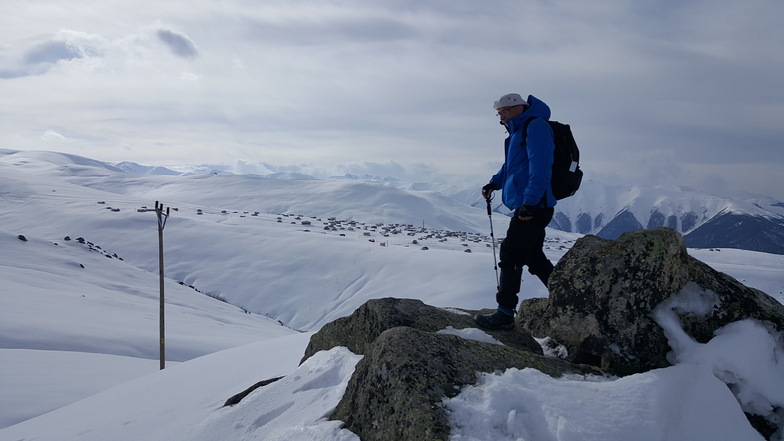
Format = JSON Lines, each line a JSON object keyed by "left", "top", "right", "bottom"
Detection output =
{"left": 3, "top": 149, "right": 783, "bottom": 254}
{"left": 455, "top": 179, "right": 784, "bottom": 254}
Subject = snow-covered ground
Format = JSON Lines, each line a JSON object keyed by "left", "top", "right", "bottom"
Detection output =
{"left": 1, "top": 150, "right": 783, "bottom": 440}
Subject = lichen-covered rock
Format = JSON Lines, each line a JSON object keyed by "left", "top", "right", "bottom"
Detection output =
{"left": 682, "top": 258, "right": 784, "bottom": 343}
{"left": 330, "top": 326, "right": 593, "bottom": 441}
{"left": 301, "top": 297, "right": 542, "bottom": 364}
{"left": 521, "top": 227, "right": 784, "bottom": 376}
{"left": 295, "top": 298, "right": 599, "bottom": 441}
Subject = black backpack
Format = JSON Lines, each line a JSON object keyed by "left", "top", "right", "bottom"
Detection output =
{"left": 522, "top": 118, "right": 583, "bottom": 200}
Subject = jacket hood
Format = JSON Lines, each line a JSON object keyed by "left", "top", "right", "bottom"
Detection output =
{"left": 506, "top": 95, "right": 551, "bottom": 132}
{"left": 522, "top": 95, "right": 551, "bottom": 120}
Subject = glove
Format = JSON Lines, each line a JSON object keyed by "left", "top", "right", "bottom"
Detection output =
{"left": 515, "top": 204, "right": 539, "bottom": 219}
{"left": 482, "top": 183, "right": 498, "bottom": 199}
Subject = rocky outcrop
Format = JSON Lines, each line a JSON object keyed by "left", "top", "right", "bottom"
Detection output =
{"left": 521, "top": 227, "right": 784, "bottom": 376}
{"left": 301, "top": 297, "right": 542, "bottom": 362}
{"left": 231, "top": 227, "right": 784, "bottom": 440}
{"left": 302, "top": 298, "right": 597, "bottom": 441}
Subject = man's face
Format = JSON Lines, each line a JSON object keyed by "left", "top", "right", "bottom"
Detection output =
{"left": 496, "top": 105, "right": 525, "bottom": 123}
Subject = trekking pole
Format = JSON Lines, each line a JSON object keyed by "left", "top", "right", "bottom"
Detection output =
{"left": 486, "top": 196, "right": 500, "bottom": 290}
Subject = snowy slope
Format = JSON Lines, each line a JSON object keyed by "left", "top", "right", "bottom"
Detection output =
{"left": 3, "top": 322, "right": 780, "bottom": 441}
{"left": 1, "top": 150, "right": 783, "bottom": 440}
{"left": 0, "top": 150, "right": 530, "bottom": 332}
{"left": 26, "top": 149, "right": 784, "bottom": 252}
{"left": 74, "top": 153, "right": 784, "bottom": 241}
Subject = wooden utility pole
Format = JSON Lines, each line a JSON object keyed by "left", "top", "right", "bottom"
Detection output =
{"left": 155, "top": 201, "right": 170, "bottom": 370}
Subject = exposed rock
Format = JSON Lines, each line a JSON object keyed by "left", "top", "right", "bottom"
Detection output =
{"left": 519, "top": 228, "right": 784, "bottom": 439}
{"left": 223, "top": 376, "right": 283, "bottom": 407}
{"left": 328, "top": 322, "right": 596, "bottom": 441}
{"left": 299, "top": 298, "right": 598, "bottom": 441}
{"left": 229, "top": 228, "right": 784, "bottom": 440}
{"left": 520, "top": 227, "right": 784, "bottom": 376}
{"left": 301, "top": 297, "right": 543, "bottom": 363}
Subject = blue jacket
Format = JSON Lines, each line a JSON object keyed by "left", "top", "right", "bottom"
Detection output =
{"left": 489, "top": 95, "right": 556, "bottom": 211}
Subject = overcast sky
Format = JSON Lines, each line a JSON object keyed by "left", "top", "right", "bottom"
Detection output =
{"left": 1, "top": 0, "right": 782, "bottom": 199}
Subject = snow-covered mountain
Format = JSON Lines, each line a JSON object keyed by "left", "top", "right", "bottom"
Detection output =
{"left": 0, "top": 149, "right": 531, "bottom": 333}
{"left": 1, "top": 149, "right": 783, "bottom": 440}
{"left": 105, "top": 158, "right": 784, "bottom": 255}
{"left": 454, "top": 179, "right": 784, "bottom": 255}
{"left": 115, "top": 161, "right": 181, "bottom": 175}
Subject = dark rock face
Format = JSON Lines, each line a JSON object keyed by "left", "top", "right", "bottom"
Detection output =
{"left": 521, "top": 227, "right": 784, "bottom": 376}
{"left": 576, "top": 212, "right": 592, "bottom": 234}
{"left": 595, "top": 209, "right": 643, "bottom": 240}
{"left": 647, "top": 209, "right": 666, "bottom": 229}
{"left": 684, "top": 212, "right": 784, "bottom": 255}
{"left": 550, "top": 211, "right": 572, "bottom": 232}
{"left": 681, "top": 211, "right": 699, "bottom": 232}
{"left": 302, "top": 298, "right": 596, "bottom": 441}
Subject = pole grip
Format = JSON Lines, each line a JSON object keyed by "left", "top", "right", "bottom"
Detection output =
{"left": 486, "top": 198, "right": 492, "bottom": 216}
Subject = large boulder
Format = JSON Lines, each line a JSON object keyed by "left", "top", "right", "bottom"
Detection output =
{"left": 520, "top": 227, "right": 784, "bottom": 376}
{"left": 301, "top": 297, "right": 543, "bottom": 362}
{"left": 302, "top": 298, "right": 597, "bottom": 441}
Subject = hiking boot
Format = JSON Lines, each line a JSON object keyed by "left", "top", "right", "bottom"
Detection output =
{"left": 475, "top": 309, "right": 515, "bottom": 330}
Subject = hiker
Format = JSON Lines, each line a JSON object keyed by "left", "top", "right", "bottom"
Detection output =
{"left": 475, "top": 93, "right": 556, "bottom": 330}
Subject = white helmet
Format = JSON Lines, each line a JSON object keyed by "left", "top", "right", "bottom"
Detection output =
{"left": 493, "top": 93, "right": 527, "bottom": 110}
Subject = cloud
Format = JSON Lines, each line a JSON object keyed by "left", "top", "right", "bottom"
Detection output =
{"left": 0, "top": 0, "right": 782, "bottom": 200}
{"left": 155, "top": 29, "right": 199, "bottom": 58}
{"left": 236, "top": 2, "right": 421, "bottom": 47}
{"left": 231, "top": 160, "right": 274, "bottom": 175}
{"left": 41, "top": 130, "right": 68, "bottom": 141}
{"left": 23, "top": 41, "right": 82, "bottom": 65}
{"left": 336, "top": 161, "right": 407, "bottom": 179}
{"left": 0, "top": 30, "right": 108, "bottom": 78}
{"left": 245, "top": 16, "right": 417, "bottom": 47}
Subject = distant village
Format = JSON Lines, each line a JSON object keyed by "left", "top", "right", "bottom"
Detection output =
{"left": 97, "top": 201, "right": 577, "bottom": 254}
{"left": 274, "top": 213, "right": 576, "bottom": 253}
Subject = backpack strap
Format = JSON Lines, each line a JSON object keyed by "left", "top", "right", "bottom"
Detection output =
{"left": 518, "top": 116, "right": 550, "bottom": 207}
{"left": 519, "top": 117, "right": 537, "bottom": 147}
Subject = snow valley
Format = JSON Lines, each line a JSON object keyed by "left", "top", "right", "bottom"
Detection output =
{"left": 1, "top": 149, "right": 783, "bottom": 440}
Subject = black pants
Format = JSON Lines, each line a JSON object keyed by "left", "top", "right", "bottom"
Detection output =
{"left": 496, "top": 207, "right": 554, "bottom": 310}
